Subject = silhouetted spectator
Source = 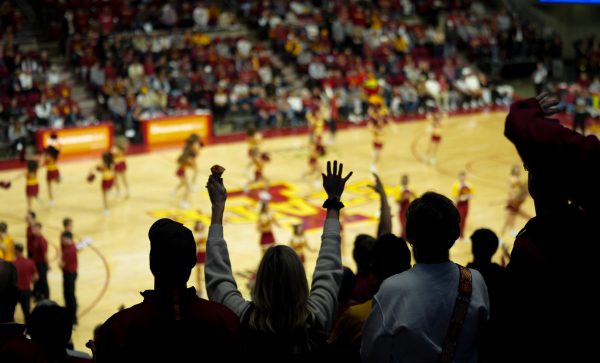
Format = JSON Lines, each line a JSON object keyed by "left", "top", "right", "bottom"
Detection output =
{"left": 337, "top": 266, "right": 356, "bottom": 316}
{"left": 350, "top": 234, "right": 377, "bottom": 304}
{"left": 467, "top": 229, "right": 504, "bottom": 313}
{"left": 95, "top": 218, "right": 241, "bottom": 363}
{"left": 329, "top": 233, "right": 411, "bottom": 363}
{"left": 206, "top": 160, "right": 352, "bottom": 362}
{"left": 362, "top": 192, "right": 490, "bottom": 362}
{"left": 12, "top": 243, "right": 37, "bottom": 323}
{"left": 0, "top": 257, "right": 18, "bottom": 322}
{"left": 1, "top": 301, "right": 91, "bottom": 362}
{"left": 497, "top": 93, "right": 600, "bottom": 362}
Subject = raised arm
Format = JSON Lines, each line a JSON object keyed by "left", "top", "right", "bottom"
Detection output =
{"left": 205, "top": 173, "right": 251, "bottom": 318}
{"left": 307, "top": 161, "right": 353, "bottom": 332}
{"left": 505, "top": 93, "right": 600, "bottom": 212}
{"left": 369, "top": 173, "right": 392, "bottom": 237}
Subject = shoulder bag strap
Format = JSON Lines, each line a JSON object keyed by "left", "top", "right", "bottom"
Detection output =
{"left": 439, "top": 264, "right": 473, "bottom": 363}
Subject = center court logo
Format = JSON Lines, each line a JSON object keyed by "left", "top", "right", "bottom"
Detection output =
{"left": 148, "top": 180, "right": 400, "bottom": 230}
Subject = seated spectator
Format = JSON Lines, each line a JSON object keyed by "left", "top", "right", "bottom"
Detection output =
{"left": 350, "top": 234, "right": 377, "bottom": 304}
{"left": 95, "top": 218, "right": 241, "bottom": 362}
{"left": 362, "top": 192, "right": 490, "bottom": 362}
{"left": 205, "top": 160, "right": 352, "bottom": 362}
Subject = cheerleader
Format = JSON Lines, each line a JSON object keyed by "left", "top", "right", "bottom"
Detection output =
{"left": 368, "top": 103, "right": 388, "bottom": 172}
{"left": 500, "top": 165, "right": 531, "bottom": 238}
{"left": 42, "top": 145, "right": 60, "bottom": 207}
{"left": 174, "top": 147, "right": 195, "bottom": 209}
{"left": 25, "top": 160, "right": 40, "bottom": 210}
{"left": 303, "top": 142, "right": 325, "bottom": 186}
{"left": 452, "top": 171, "right": 475, "bottom": 239}
{"left": 257, "top": 201, "right": 279, "bottom": 255}
{"left": 397, "top": 174, "right": 416, "bottom": 239}
{"left": 112, "top": 138, "right": 129, "bottom": 198}
{"left": 244, "top": 152, "right": 270, "bottom": 193}
{"left": 307, "top": 106, "right": 325, "bottom": 149}
{"left": 193, "top": 220, "right": 207, "bottom": 295}
{"left": 246, "top": 128, "right": 262, "bottom": 164}
{"left": 289, "top": 224, "right": 314, "bottom": 264}
{"left": 185, "top": 133, "right": 204, "bottom": 190}
{"left": 89, "top": 152, "right": 115, "bottom": 215}
{"left": 425, "top": 112, "right": 443, "bottom": 165}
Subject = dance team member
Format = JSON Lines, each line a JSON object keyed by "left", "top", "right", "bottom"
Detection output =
{"left": 89, "top": 152, "right": 115, "bottom": 215}
{"left": 452, "top": 171, "right": 475, "bottom": 239}
{"left": 289, "top": 223, "right": 313, "bottom": 264}
{"left": 0, "top": 221, "right": 14, "bottom": 261}
{"left": 500, "top": 165, "right": 530, "bottom": 238}
{"left": 426, "top": 112, "right": 443, "bottom": 165}
{"left": 397, "top": 174, "right": 416, "bottom": 239}
{"left": 112, "top": 138, "right": 129, "bottom": 198}
{"left": 368, "top": 103, "right": 388, "bottom": 172}
{"left": 185, "top": 133, "right": 204, "bottom": 190}
{"left": 43, "top": 145, "right": 61, "bottom": 207}
{"left": 25, "top": 160, "right": 40, "bottom": 211}
{"left": 257, "top": 201, "right": 279, "bottom": 255}
{"left": 245, "top": 152, "right": 270, "bottom": 193}
{"left": 174, "top": 147, "right": 195, "bottom": 209}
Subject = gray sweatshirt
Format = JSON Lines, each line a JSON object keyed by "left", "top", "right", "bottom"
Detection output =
{"left": 205, "top": 218, "right": 342, "bottom": 332}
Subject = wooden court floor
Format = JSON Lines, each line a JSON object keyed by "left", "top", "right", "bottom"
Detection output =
{"left": 0, "top": 110, "right": 538, "bottom": 350}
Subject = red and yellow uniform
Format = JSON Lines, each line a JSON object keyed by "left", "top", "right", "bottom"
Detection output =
{"left": 397, "top": 187, "right": 416, "bottom": 238}
{"left": 431, "top": 123, "right": 442, "bottom": 143}
{"left": 113, "top": 149, "right": 127, "bottom": 173}
{"left": 0, "top": 233, "right": 15, "bottom": 261}
{"left": 253, "top": 158, "right": 264, "bottom": 182}
{"left": 176, "top": 158, "right": 193, "bottom": 178}
{"left": 99, "top": 164, "right": 114, "bottom": 191}
{"left": 452, "top": 182, "right": 475, "bottom": 238}
{"left": 506, "top": 176, "right": 527, "bottom": 213}
{"left": 26, "top": 171, "right": 39, "bottom": 197}
{"left": 196, "top": 236, "right": 207, "bottom": 264}
{"left": 372, "top": 122, "right": 385, "bottom": 150}
{"left": 46, "top": 156, "right": 60, "bottom": 182}
{"left": 258, "top": 213, "right": 276, "bottom": 248}
{"left": 307, "top": 111, "right": 325, "bottom": 146}
{"left": 247, "top": 134, "right": 261, "bottom": 158}
{"left": 290, "top": 235, "right": 308, "bottom": 263}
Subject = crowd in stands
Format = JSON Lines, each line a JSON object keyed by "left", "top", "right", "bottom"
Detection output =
{"left": 1, "top": 93, "right": 598, "bottom": 361}
{"left": 0, "top": 31, "right": 82, "bottom": 158}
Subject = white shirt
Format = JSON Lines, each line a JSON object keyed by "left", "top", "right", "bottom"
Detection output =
{"left": 361, "top": 261, "right": 490, "bottom": 363}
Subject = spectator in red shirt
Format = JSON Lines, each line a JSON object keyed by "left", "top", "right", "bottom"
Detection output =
{"left": 12, "top": 243, "right": 37, "bottom": 323}
{"left": 25, "top": 210, "right": 36, "bottom": 259}
{"left": 60, "top": 231, "right": 78, "bottom": 326}
{"left": 30, "top": 222, "right": 49, "bottom": 302}
{"left": 94, "top": 218, "right": 241, "bottom": 362}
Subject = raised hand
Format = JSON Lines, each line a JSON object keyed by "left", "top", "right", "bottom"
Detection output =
{"left": 206, "top": 174, "right": 227, "bottom": 210}
{"left": 322, "top": 160, "right": 353, "bottom": 199}
{"left": 536, "top": 92, "right": 561, "bottom": 116}
{"left": 368, "top": 173, "right": 385, "bottom": 196}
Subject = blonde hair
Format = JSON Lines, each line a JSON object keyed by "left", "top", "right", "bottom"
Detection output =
{"left": 249, "top": 245, "right": 311, "bottom": 349}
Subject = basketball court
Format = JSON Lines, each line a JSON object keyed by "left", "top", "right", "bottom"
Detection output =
{"left": 0, "top": 110, "right": 535, "bottom": 349}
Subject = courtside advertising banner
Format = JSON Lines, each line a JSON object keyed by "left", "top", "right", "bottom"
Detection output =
{"left": 36, "top": 123, "right": 114, "bottom": 156}
{"left": 141, "top": 112, "right": 212, "bottom": 146}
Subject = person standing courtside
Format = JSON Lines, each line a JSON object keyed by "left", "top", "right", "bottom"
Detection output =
{"left": 30, "top": 222, "right": 49, "bottom": 301}
{"left": 12, "top": 243, "right": 37, "bottom": 323}
{"left": 60, "top": 231, "right": 78, "bottom": 326}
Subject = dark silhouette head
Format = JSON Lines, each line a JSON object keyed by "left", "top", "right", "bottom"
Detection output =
{"left": 372, "top": 234, "right": 411, "bottom": 284}
{"left": 102, "top": 151, "right": 114, "bottom": 168}
{"left": 250, "top": 245, "right": 309, "bottom": 335}
{"left": 148, "top": 219, "right": 197, "bottom": 290}
{"left": 470, "top": 228, "right": 499, "bottom": 263}
{"left": 352, "top": 234, "right": 376, "bottom": 272}
{"left": 62, "top": 217, "right": 73, "bottom": 231}
{"left": 14, "top": 243, "right": 24, "bottom": 256}
{"left": 406, "top": 192, "right": 460, "bottom": 263}
{"left": 28, "top": 301, "right": 72, "bottom": 358}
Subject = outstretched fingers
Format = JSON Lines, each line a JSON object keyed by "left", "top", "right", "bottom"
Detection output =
{"left": 343, "top": 171, "right": 353, "bottom": 181}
